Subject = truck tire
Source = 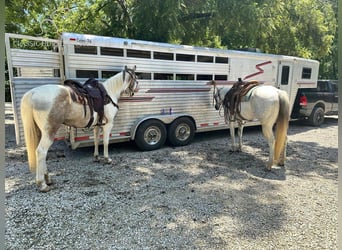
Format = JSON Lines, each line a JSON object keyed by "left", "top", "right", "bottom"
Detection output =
{"left": 168, "top": 117, "right": 195, "bottom": 146}
{"left": 135, "top": 119, "right": 167, "bottom": 151}
{"left": 308, "top": 106, "right": 325, "bottom": 126}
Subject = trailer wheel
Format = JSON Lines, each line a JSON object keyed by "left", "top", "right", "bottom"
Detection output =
{"left": 135, "top": 119, "right": 167, "bottom": 151}
{"left": 168, "top": 117, "right": 195, "bottom": 146}
{"left": 308, "top": 106, "right": 325, "bottom": 126}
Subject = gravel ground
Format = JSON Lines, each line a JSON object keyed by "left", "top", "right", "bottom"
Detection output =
{"left": 5, "top": 103, "right": 338, "bottom": 249}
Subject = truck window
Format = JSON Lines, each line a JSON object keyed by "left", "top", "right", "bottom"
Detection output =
{"left": 281, "top": 66, "right": 290, "bottom": 85}
{"left": 318, "top": 81, "right": 329, "bottom": 92}
{"left": 332, "top": 83, "right": 338, "bottom": 92}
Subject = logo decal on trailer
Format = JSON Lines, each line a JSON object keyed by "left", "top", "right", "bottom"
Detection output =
{"left": 243, "top": 61, "right": 272, "bottom": 80}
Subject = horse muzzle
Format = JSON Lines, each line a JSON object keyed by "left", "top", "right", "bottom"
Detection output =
{"left": 215, "top": 104, "right": 220, "bottom": 110}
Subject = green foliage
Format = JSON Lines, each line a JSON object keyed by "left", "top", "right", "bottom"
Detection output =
{"left": 5, "top": 0, "right": 338, "bottom": 79}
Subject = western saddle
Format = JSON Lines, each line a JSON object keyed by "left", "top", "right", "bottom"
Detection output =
{"left": 223, "top": 78, "right": 260, "bottom": 121}
{"left": 64, "top": 78, "right": 119, "bottom": 128}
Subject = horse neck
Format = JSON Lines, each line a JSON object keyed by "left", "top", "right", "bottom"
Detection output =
{"left": 220, "top": 87, "right": 230, "bottom": 99}
{"left": 103, "top": 72, "right": 126, "bottom": 101}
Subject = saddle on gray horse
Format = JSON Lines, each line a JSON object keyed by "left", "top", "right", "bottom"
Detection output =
{"left": 64, "top": 78, "right": 119, "bottom": 128}
{"left": 223, "top": 78, "right": 260, "bottom": 120}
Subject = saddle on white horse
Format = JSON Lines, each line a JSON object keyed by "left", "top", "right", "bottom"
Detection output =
{"left": 223, "top": 79, "right": 260, "bottom": 121}
{"left": 64, "top": 78, "right": 119, "bottom": 127}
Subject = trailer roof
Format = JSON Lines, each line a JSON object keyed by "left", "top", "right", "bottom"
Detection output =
{"left": 61, "top": 32, "right": 319, "bottom": 64}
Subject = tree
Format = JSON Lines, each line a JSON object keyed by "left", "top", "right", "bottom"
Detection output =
{"left": 5, "top": 0, "right": 338, "bottom": 78}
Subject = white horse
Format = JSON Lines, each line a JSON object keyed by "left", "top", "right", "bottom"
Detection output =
{"left": 212, "top": 80, "right": 290, "bottom": 170}
{"left": 20, "top": 66, "right": 138, "bottom": 192}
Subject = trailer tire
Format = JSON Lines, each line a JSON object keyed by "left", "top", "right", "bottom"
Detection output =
{"left": 308, "top": 106, "right": 325, "bottom": 126}
{"left": 135, "top": 119, "right": 167, "bottom": 151}
{"left": 167, "top": 117, "right": 195, "bottom": 147}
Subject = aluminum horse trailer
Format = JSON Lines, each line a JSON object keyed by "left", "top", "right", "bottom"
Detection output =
{"left": 5, "top": 32, "right": 319, "bottom": 150}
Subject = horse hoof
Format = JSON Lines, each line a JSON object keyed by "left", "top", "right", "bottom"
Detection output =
{"left": 93, "top": 156, "right": 100, "bottom": 162}
{"left": 229, "top": 147, "right": 240, "bottom": 152}
{"left": 278, "top": 161, "right": 285, "bottom": 166}
{"left": 103, "top": 157, "right": 112, "bottom": 164}
{"left": 39, "top": 183, "right": 51, "bottom": 192}
{"left": 44, "top": 174, "right": 53, "bottom": 185}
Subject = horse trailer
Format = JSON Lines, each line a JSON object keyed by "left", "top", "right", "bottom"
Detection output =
{"left": 5, "top": 32, "right": 319, "bottom": 150}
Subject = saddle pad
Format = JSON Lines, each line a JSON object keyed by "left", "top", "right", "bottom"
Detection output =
{"left": 241, "top": 86, "right": 258, "bottom": 102}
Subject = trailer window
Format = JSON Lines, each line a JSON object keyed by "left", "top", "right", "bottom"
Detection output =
{"left": 197, "top": 74, "right": 212, "bottom": 80}
{"left": 75, "top": 45, "right": 97, "bottom": 55}
{"left": 281, "top": 66, "right": 290, "bottom": 85}
{"left": 127, "top": 49, "right": 151, "bottom": 58}
{"left": 215, "top": 75, "right": 228, "bottom": 80}
{"left": 301, "top": 67, "right": 312, "bottom": 79}
{"left": 154, "top": 52, "right": 174, "bottom": 60}
{"left": 102, "top": 71, "right": 120, "bottom": 79}
{"left": 176, "top": 74, "right": 194, "bottom": 80}
{"left": 15, "top": 67, "right": 59, "bottom": 77}
{"left": 137, "top": 72, "right": 152, "bottom": 80}
{"left": 76, "top": 70, "right": 98, "bottom": 78}
{"left": 154, "top": 73, "right": 173, "bottom": 80}
{"left": 176, "top": 54, "right": 195, "bottom": 62}
{"left": 100, "top": 47, "right": 124, "bottom": 57}
{"left": 198, "top": 55, "right": 213, "bottom": 63}
{"left": 215, "top": 57, "right": 229, "bottom": 64}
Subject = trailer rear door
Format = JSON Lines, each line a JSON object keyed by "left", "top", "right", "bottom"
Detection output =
{"left": 5, "top": 33, "right": 66, "bottom": 145}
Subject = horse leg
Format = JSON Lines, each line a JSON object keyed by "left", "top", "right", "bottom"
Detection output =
{"left": 102, "top": 122, "right": 113, "bottom": 164}
{"left": 36, "top": 133, "right": 54, "bottom": 192}
{"left": 278, "top": 135, "right": 287, "bottom": 166}
{"left": 262, "top": 124, "right": 275, "bottom": 170}
{"left": 237, "top": 122, "right": 244, "bottom": 151}
{"left": 93, "top": 126, "right": 100, "bottom": 162}
{"left": 229, "top": 122, "right": 238, "bottom": 151}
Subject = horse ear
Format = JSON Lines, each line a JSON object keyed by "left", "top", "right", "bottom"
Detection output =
{"left": 133, "top": 65, "right": 136, "bottom": 71}
{"left": 124, "top": 65, "right": 128, "bottom": 71}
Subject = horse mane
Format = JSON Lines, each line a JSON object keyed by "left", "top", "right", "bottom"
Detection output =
{"left": 102, "top": 71, "right": 124, "bottom": 95}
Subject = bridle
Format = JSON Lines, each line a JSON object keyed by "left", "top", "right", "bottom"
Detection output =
{"left": 123, "top": 67, "right": 138, "bottom": 96}
{"left": 212, "top": 83, "right": 225, "bottom": 118}
{"left": 212, "top": 83, "right": 222, "bottom": 110}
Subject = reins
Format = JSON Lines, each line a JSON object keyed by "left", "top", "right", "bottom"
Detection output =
{"left": 212, "top": 79, "right": 260, "bottom": 123}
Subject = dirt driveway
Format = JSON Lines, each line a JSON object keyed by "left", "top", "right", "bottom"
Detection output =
{"left": 5, "top": 103, "right": 338, "bottom": 249}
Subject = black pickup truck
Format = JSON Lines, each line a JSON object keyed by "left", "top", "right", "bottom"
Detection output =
{"left": 291, "top": 80, "right": 338, "bottom": 126}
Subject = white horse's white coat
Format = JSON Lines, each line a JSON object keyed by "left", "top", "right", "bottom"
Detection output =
{"left": 213, "top": 83, "right": 290, "bottom": 170}
{"left": 21, "top": 67, "right": 138, "bottom": 192}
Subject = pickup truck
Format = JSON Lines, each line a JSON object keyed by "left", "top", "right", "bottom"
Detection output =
{"left": 291, "top": 80, "right": 338, "bottom": 126}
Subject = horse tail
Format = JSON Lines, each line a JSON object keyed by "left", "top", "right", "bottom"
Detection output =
{"left": 274, "top": 90, "right": 290, "bottom": 162}
{"left": 21, "top": 92, "right": 40, "bottom": 173}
